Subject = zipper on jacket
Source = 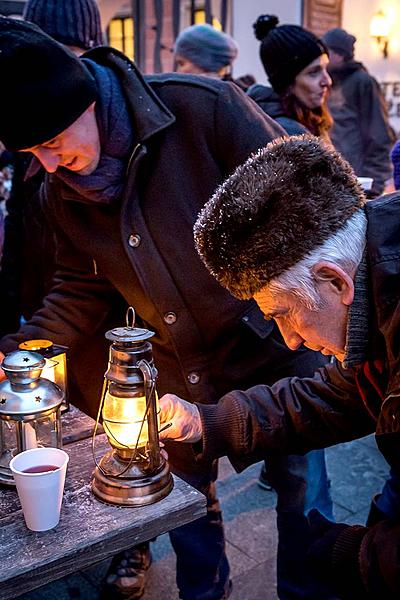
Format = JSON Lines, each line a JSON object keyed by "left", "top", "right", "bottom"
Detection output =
{"left": 93, "top": 259, "right": 98, "bottom": 275}
{"left": 126, "top": 143, "right": 142, "bottom": 176}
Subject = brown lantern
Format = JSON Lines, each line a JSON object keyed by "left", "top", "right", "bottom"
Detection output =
{"left": 91, "top": 309, "right": 173, "bottom": 506}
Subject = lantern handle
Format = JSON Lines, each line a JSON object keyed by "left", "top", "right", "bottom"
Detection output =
{"left": 126, "top": 306, "right": 136, "bottom": 329}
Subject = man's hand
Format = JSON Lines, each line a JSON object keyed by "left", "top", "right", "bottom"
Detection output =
{"left": 0, "top": 351, "right": 5, "bottom": 381}
{"left": 159, "top": 394, "right": 203, "bottom": 443}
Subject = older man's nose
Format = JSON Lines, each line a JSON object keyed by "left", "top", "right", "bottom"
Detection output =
{"left": 279, "top": 324, "right": 303, "bottom": 351}
{"left": 34, "top": 148, "right": 60, "bottom": 173}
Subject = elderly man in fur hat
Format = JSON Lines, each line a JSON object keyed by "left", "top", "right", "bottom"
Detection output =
{"left": 0, "top": 17, "right": 337, "bottom": 600}
{"left": 160, "top": 135, "right": 400, "bottom": 598}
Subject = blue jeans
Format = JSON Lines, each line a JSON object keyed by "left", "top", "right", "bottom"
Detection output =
{"left": 168, "top": 449, "right": 335, "bottom": 600}
{"left": 169, "top": 480, "right": 229, "bottom": 600}
{"left": 370, "top": 468, "right": 400, "bottom": 520}
{"left": 266, "top": 450, "right": 338, "bottom": 600}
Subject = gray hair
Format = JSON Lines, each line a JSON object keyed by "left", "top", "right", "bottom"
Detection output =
{"left": 268, "top": 209, "right": 367, "bottom": 310}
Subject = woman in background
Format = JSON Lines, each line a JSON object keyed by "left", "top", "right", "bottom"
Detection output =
{"left": 249, "top": 14, "right": 332, "bottom": 140}
{"left": 248, "top": 15, "right": 338, "bottom": 600}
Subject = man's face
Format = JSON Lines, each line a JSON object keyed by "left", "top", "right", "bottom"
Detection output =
{"left": 174, "top": 54, "right": 207, "bottom": 74}
{"left": 254, "top": 265, "right": 354, "bottom": 362}
{"left": 20, "top": 102, "right": 100, "bottom": 175}
{"left": 327, "top": 49, "right": 345, "bottom": 68}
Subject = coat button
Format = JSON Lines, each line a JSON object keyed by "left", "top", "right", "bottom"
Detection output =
{"left": 128, "top": 234, "right": 141, "bottom": 248}
{"left": 164, "top": 312, "right": 177, "bottom": 325}
{"left": 188, "top": 372, "right": 200, "bottom": 385}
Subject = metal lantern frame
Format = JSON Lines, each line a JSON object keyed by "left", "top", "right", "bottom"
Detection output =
{"left": 18, "top": 340, "right": 69, "bottom": 413}
{"left": 91, "top": 308, "right": 173, "bottom": 506}
{"left": 0, "top": 351, "right": 64, "bottom": 486}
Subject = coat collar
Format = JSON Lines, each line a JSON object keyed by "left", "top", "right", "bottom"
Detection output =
{"left": 82, "top": 47, "right": 176, "bottom": 143}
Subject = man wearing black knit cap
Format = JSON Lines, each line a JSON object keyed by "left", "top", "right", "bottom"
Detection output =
{"left": 321, "top": 27, "right": 393, "bottom": 197}
{"left": 0, "top": 16, "right": 336, "bottom": 600}
{"left": 159, "top": 134, "right": 400, "bottom": 599}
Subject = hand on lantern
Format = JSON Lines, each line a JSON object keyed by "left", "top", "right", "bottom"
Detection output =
{"left": 0, "top": 351, "right": 5, "bottom": 381}
{"left": 159, "top": 394, "right": 203, "bottom": 443}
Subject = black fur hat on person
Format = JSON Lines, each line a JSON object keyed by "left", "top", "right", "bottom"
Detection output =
{"left": 23, "top": 0, "right": 103, "bottom": 50}
{"left": 194, "top": 135, "right": 366, "bottom": 300}
{"left": 253, "top": 15, "right": 328, "bottom": 94}
{"left": 0, "top": 17, "right": 97, "bottom": 151}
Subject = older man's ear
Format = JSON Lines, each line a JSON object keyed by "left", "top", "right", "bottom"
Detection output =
{"left": 312, "top": 261, "right": 355, "bottom": 306}
{"left": 159, "top": 394, "right": 203, "bottom": 443}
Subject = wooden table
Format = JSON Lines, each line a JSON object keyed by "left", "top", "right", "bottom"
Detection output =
{"left": 0, "top": 407, "right": 206, "bottom": 600}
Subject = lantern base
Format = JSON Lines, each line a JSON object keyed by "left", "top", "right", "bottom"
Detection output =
{"left": 91, "top": 453, "right": 173, "bottom": 506}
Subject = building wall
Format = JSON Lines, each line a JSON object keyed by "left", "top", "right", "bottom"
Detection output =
{"left": 232, "top": 0, "right": 302, "bottom": 84}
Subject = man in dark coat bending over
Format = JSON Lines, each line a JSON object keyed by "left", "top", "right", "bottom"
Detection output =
{"left": 160, "top": 135, "right": 400, "bottom": 599}
{"left": 0, "top": 18, "right": 334, "bottom": 600}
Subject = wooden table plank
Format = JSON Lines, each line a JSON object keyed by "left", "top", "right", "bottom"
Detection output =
{"left": 0, "top": 434, "right": 206, "bottom": 599}
{"left": 61, "top": 404, "right": 103, "bottom": 444}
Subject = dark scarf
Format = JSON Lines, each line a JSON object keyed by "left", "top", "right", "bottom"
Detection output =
{"left": 55, "top": 59, "right": 133, "bottom": 204}
{"left": 343, "top": 250, "right": 369, "bottom": 368}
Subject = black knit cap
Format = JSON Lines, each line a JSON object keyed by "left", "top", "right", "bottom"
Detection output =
{"left": 254, "top": 15, "right": 327, "bottom": 94}
{"left": 23, "top": 0, "right": 103, "bottom": 50}
{"left": 0, "top": 17, "right": 97, "bottom": 151}
{"left": 194, "top": 135, "right": 366, "bottom": 300}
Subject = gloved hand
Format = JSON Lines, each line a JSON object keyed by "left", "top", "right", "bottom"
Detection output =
{"left": 0, "top": 351, "right": 5, "bottom": 381}
{"left": 159, "top": 394, "right": 203, "bottom": 443}
{"left": 306, "top": 509, "right": 349, "bottom": 578}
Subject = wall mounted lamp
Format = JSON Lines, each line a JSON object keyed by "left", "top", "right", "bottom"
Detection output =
{"left": 370, "top": 10, "right": 390, "bottom": 58}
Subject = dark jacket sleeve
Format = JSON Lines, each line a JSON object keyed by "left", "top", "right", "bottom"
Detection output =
{"left": 195, "top": 361, "right": 400, "bottom": 597}
{"left": 195, "top": 359, "right": 375, "bottom": 471}
{"left": 0, "top": 183, "right": 117, "bottom": 354}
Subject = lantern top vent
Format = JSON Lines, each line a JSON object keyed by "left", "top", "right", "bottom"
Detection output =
{"left": 2, "top": 351, "right": 45, "bottom": 372}
{"left": 105, "top": 326, "right": 154, "bottom": 344}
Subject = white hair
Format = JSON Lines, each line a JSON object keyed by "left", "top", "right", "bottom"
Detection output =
{"left": 268, "top": 209, "right": 367, "bottom": 310}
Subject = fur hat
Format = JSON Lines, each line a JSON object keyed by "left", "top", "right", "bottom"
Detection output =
{"left": 23, "top": 0, "right": 103, "bottom": 50}
{"left": 174, "top": 24, "right": 238, "bottom": 72}
{"left": 321, "top": 28, "right": 356, "bottom": 60}
{"left": 194, "top": 135, "right": 366, "bottom": 300}
{"left": 0, "top": 17, "right": 97, "bottom": 151}
{"left": 253, "top": 15, "right": 327, "bottom": 94}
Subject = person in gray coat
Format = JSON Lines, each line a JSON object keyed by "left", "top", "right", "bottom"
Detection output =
{"left": 321, "top": 27, "right": 394, "bottom": 197}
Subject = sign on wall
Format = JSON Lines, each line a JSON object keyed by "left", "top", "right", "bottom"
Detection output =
{"left": 381, "top": 82, "right": 400, "bottom": 137}
{"left": 303, "top": 0, "right": 343, "bottom": 37}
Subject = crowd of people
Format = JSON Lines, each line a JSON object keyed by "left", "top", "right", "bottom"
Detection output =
{"left": 0, "top": 2, "right": 398, "bottom": 599}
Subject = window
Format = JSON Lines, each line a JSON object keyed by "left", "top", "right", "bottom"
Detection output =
{"left": 107, "top": 16, "right": 134, "bottom": 61}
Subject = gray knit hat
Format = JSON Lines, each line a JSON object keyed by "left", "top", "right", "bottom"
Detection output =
{"left": 194, "top": 135, "right": 366, "bottom": 300}
{"left": 321, "top": 28, "right": 356, "bottom": 60}
{"left": 174, "top": 24, "right": 238, "bottom": 72}
{"left": 23, "top": 0, "right": 103, "bottom": 50}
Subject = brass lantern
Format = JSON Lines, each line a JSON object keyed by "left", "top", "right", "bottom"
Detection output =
{"left": 0, "top": 351, "right": 64, "bottom": 486}
{"left": 18, "top": 339, "right": 69, "bottom": 412}
{"left": 91, "top": 310, "right": 173, "bottom": 506}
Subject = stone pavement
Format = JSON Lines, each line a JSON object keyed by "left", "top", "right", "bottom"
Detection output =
{"left": 18, "top": 435, "right": 389, "bottom": 600}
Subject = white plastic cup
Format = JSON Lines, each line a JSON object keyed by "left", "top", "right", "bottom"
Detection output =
{"left": 357, "top": 177, "right": 373, "bottom": 191}
{"left": 10, "top": 447, "right": 69, "bottom": 532}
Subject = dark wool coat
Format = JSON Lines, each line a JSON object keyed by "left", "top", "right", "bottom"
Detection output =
{"left": 0, "top": 48, "right": 327, "bottom": 479}
{"left": 196, "top": 193, "right": 400, "bottom": 597}
{"left": 327, "top": 61, "right": 393, "bottom": 196}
